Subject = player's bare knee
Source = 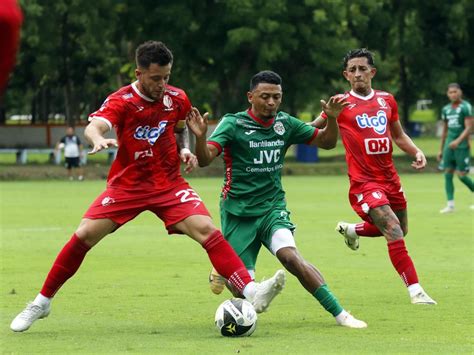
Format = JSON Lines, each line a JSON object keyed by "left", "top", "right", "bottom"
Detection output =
{"left": 199, "top": 222, "right": 217, "bottom": 239}
{"left": 277, "top": 248, "right": 305, "bottom": 273}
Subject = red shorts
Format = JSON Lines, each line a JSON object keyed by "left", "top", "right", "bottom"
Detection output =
{"left": 83, "top": 182, "right": 211, "bottom": 234}
{"left": 348, "top": 180, "right": 407, "bottom": 222}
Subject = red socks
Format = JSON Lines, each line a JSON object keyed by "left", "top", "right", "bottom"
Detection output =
{"left": 387, "top": 239, "right": 419, "bottom": 286}
{"left": 40, "top": 234, "right": 91, "bottom": 297}
{"left": 202, "top": 230, "right": 253, "bottom": 293}
{"left": 355, "top": 221, "right": 382, "bottom": 237}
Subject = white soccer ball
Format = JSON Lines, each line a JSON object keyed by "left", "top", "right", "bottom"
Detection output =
{"left": 215, "top": 298, "right": 257, "bottom": 337}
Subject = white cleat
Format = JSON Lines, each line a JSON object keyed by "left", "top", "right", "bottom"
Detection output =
{"left": 336, "top": 313, "right": 368, "bottom": 329}
{"left": 439, "top": 206, "right": 454, "bottom": 214}
{"left": 209, "top": 268, "right": 226, "bottom": 295}
{"left": 335, "top": 222, "right": 359, "bottom": 251}
{"left": 10, "top": 302, "right": 51, "bottom": 332}
{"left": 411, "top": 291, "right": 437, "bottom": 305}
{"left": 252, "top": 269, "right": 286, "bottom": 313}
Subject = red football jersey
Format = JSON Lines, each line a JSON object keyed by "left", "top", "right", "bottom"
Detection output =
{"left": 88, "top": 82, "right": 191, "bottom": 190}
{"left": 323, "top": 89, "right": 400, "bottom": 183}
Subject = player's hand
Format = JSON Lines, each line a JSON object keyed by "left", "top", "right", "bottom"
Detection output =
{"left": 448, "top": 140, "right": 459, "bottom": 149}
{"left": 411, "top": 151, "right": 426, "bottom": 170}
{"left": 186, "top": 107, "right": 209, "bottom": 138}
{"left": 180, "top": 148, "right": 198, "bottom": 174}
{"left": 88, "top": 138, "right": 118, "bottom": 155}
{"left": 320, "top": 95, "right": 349, "bottom": 119}
{"left": 436, "top": 151, "right": 443, "bottom": 162}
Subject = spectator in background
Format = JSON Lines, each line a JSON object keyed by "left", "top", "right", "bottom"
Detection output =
{"left": 56, "top": 126, "right": 84, "bottom": 181}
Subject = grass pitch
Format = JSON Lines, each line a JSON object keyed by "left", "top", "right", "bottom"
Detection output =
{"left": 0, "top": 175, "right": 473, "bottom": 354}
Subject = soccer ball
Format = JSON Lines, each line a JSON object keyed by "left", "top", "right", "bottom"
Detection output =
{"left": 215, "top": 298, "right": 257, "bottom": 337}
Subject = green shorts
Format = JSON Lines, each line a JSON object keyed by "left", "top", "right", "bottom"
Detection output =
{"left": 441, "top": 146, "right": 471, "bottom": 172}
{"left": 220, "top": 204, "right": 295, "bottom": 271}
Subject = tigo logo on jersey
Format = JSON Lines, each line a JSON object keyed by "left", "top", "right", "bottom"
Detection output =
{"left": 134, "top": 121, "right": 168, "bottom": 145}
{"left": 356, "top": 110, "right": 388, "bottom": 134}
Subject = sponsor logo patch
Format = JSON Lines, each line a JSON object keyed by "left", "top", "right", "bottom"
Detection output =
{"left": 134, "top": 121, "right": 168, "bottom": 145}
{"left": 356, "top": 110, "right": 388, "bottom": 134}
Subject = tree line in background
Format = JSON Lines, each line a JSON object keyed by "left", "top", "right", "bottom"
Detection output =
{"left": 2, "top": 0, "right": 473, "bottom": 127}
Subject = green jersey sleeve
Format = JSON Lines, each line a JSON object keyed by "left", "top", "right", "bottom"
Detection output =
{"left": 288, "top": 115, "right": 318, "bottom": 145}
{"left": 441, "top": 106, "right": 448, "bottom": 121}
{"left": 462, "top": 101, "right": 472, "bottom": 117}
{"left": 207, "top": 114, "right": 236, "bottom": 155}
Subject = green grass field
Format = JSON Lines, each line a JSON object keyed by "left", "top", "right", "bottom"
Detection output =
{"left": 1, "top": 175, "right": 473, "bottom": 354}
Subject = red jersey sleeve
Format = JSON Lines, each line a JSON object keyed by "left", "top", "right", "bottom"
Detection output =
{"left": 386, "top": 95, "right": 399, "bottom": 122}
{"left": 88, "top": 96, "right": 126, "bottom": 130}
{"left": 181, "top": 92, "right": 192, "bottom": 119}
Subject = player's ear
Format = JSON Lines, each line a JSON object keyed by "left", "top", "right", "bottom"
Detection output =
{"left": 342, "top": 70, "right": 349, "bottom": 81}
{"left": 135, "top": 68, "right": 141, "bottom": 80}
{"left": 370, "top": 67, "right": 377, "bottom": 78}
{"left": 247, "top": 91, "right": 253, "bottom": 104}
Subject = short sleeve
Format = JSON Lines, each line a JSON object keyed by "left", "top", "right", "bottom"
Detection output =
{"left": 177, "top": 91, "right": 192, "bottom": 121}
{"left": 60, "top": 136, "right": 66, "bottom": 144}
{"left": 207, "top": 115, "right": 236, "bottom": 155}
{"left": 288, "top": 116, "right": 318, "bottom": 145}
{"left": 88, "top": 96, "right": 125, "bottom": 130}
{"left": 441, "top": 107, "right": 447, "bottom": 121}
{"left": 463, "top": 102, "right": 473, "bottom": 117}
{"left": 387, "top": 95, "right": 399, "bottom": 122}
{"left": 76, "top": 136, "right": 82, "bottom": 145}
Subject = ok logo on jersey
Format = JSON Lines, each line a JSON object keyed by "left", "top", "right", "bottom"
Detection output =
{"left": 134, "top": 121, "right": 168, "bottom": 145}
{"left": 356, "top": 110, "right": 388, "bottom": 135}
{"left": 364, "top": 137, "right": 390, "bottom": 155}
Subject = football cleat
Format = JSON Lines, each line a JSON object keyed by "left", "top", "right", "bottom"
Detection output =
{"left": 252, "top": 269, "right": 286, "bottom": 313}
{"left": 209, "top": 268, "right": 226, "bottom": 295}
{"left": 336, "top": 313, "right": 368, "bottom": 329}
{"left": 10, "top": 302, "right": 51, "bottom": 332}
{"left": 439, "top": 206, "right": 454, "bottom": 214}
{"left": 335, "top": 221, "right": 359, "bottom": 251}
{"left": 411, "top": 291, "right": 437, "bottom": 305}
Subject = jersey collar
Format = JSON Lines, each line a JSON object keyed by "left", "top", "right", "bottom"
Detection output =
{"left": 350, "top": 89, "right": 375, "bottom": 101}
{"left": 247, "top": 108, "right": 275, "bottom": 127}
{"left": 132, "top": 81, "right": 155, "bottom": 102}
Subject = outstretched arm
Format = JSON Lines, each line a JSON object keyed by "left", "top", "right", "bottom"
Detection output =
{"left": 310, "top": 114, "right": 327, "bottom": 129}
{"left": 186, "top": 107, "right": 219, "bottom": 167}
{"left": 309, "top": 96, "right": 348, "bottom": 149}
{"left": 84, "top": 119, "right": 118, "bottom": 155}
{"left": 390, "top": 120, "right": 426, "bottom": 170}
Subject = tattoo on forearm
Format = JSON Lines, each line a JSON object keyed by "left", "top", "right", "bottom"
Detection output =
{"left": 176, "top": 125, "right": 190, "bottom": 150}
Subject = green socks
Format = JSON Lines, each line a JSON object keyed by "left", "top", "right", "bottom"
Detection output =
{"left": 445, "top": 173, "right": 454, "bottom": 200}
{"left": 458, "top": 175, "right": 474, "bottom": 192}
{"left": 313, "top": 284, "right": 343, "bottom": 317}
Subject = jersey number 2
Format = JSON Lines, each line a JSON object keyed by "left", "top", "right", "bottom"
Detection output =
{"left": 175, "top": 189, "right": 202, "bottom": 203}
